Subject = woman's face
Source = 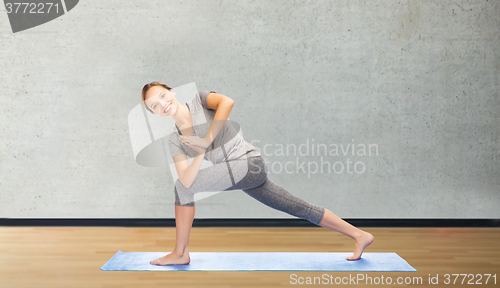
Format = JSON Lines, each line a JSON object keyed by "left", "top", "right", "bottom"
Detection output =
{"left": 144, "top": 86, "right": 177, "bottom": 117}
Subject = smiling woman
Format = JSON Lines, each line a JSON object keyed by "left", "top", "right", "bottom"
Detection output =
{"left": 139, "top": 81, "right": 374, "bottom": 266}
{"left": 141, "top": 82, "right": 174, "bottom": 115}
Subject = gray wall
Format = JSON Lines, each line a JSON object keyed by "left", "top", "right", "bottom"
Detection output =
{"left": 1, "top": 0, "right": 498, "bottom": 218}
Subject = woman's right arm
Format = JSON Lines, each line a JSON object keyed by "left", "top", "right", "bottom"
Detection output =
{"left": 173, "top": 151, "right": 205, "bottom": 188}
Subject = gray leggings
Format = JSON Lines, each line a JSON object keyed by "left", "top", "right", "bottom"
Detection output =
{"left": 174, "top": 155, "right": 326, "bottom": 226}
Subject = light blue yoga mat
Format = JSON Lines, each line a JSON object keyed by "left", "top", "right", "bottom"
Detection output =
{"left": 101, "top": 251, "right": 416, "bottom": 272}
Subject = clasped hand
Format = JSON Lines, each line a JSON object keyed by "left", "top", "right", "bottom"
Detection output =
{"left": 179, "top": 135, "right": 210, "bottom": 154}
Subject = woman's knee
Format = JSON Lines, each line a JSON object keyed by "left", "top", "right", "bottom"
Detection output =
{"left": 174, "top": 181, "right": 195, "bottom": 206}
{"left": 175, "top": 179, "right": 185, "bottom": 189}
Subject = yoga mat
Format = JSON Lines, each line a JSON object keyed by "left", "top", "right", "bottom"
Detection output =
{"left": 101, "top": 251, "right": 416, "bottom": 272}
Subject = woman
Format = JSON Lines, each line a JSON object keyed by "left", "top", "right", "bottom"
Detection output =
{"left": 141, "top": 81, "right": 374, "bottom": 266}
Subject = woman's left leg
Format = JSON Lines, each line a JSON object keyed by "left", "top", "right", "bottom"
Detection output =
{"left": 241, "top": 177, "right": 325, "bottom": 225}
{"left": 317, "top": 209, "right": 374, "bottom": 260}
{"left": 235, "top": 156, "right": 374, "bottom": 260}
{"left": 230, "top": 156, "right": 325, "bottom": 225}
{"left": 242, "top": 177, "right": 374, "bottom": 260}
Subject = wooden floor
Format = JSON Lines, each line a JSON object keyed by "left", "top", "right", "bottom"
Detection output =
{"left": 1, "top": 227, "right": 499, "bottom": 287}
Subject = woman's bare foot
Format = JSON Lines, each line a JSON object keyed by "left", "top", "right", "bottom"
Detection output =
{"left": 346, "top": 231, "right": 374, "bottom": 261}
{"left": 150, "top": 251, "right": 190, "bottom": 265}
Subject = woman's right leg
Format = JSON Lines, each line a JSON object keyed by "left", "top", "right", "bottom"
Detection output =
{"left": 174, "top": 204, "right": 195, "bottom": 258}
{"left": 151, "top": 158, "right": 250, "bottom": 266}
{"left": 150, "top": 204, "right": 194, "bottom": 265}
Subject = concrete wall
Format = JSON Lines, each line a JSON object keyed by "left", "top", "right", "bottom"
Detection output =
{"left": 1, "top": 0, "right": 498, "bottom": 218}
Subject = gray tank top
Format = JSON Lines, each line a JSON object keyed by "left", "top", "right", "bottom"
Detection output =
{"left": 168, "top": 91, "right": 261, "bottom": 164}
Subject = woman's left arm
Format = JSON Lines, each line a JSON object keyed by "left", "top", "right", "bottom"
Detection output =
{"left": 179, "top": 92, "right": 234, "bottom": 150}
{"left": 204, "top": 92, "right": 234, "bottom": 144}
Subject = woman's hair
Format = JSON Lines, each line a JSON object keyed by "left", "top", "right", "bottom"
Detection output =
{"left": 141, "top": 81, "right": 172, "bottom": 114}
